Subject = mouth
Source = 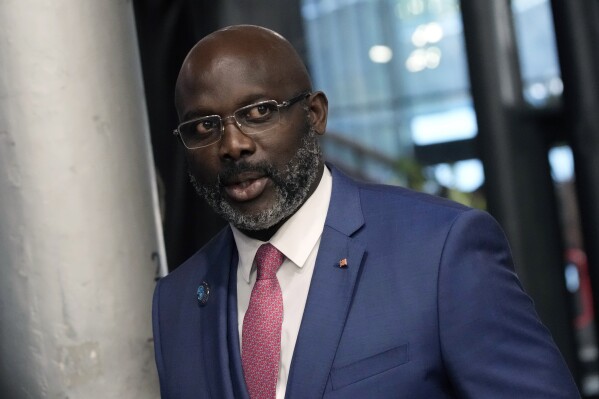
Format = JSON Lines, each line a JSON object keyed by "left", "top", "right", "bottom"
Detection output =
{"left": 222, "top": 173, "right": 270, "bottom": 202}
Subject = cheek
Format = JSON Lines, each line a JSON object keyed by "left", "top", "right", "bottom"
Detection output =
{"left": 259, "top": 127, "right": 306, "bottom": 164}
{"left": 185, "top": 150, "right": 219, "bottom": 184}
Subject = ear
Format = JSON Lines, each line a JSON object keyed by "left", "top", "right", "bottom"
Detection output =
{"left": 306, "top": 91, "right": 328, "bottom": 136}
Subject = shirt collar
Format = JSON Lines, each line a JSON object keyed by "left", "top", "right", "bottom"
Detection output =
{"left": 231, "top": 166, "right": 332, "bottom": 283}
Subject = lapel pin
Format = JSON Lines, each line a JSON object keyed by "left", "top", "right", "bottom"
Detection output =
{"left": 197, "top": 281, "right": 210, "bottom": 306}
{"left": 339, "top": 258, "right": 348, "bottom": 268}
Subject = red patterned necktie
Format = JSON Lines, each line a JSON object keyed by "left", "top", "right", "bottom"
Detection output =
{"left": 242, "top": 243, "right": 285, "bottom": 399}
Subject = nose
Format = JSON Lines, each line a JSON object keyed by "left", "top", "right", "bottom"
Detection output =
{"left": 218, "top": 117, "right": 256, "bottom": 161}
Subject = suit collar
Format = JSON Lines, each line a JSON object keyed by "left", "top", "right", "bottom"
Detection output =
{"left": 323, "top": 164, "right": 364, "bottom": 236}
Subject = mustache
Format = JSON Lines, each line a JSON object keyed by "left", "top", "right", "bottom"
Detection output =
{"left": 217, "top": 161, "right": 277, "bottom": 186}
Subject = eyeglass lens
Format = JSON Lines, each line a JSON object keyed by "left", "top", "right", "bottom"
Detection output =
{"left": 178, "top": 100, "right": 281, "bottom": 149}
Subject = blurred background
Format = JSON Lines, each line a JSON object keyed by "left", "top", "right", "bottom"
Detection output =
{"left": 1, "top": 0, "right": 598, "bottom": 397}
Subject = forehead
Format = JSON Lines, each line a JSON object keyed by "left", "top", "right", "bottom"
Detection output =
{"left": 177, "top": 50, "right": 294, "bottom": 117}
{"left": 189, "top": 55, "right": 285, "bottom": 94}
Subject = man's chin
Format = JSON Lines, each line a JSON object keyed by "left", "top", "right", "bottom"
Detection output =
{"left": 214, "top": 197, "right": 286, "bottom": 232}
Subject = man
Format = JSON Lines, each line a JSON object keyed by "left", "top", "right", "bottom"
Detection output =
{"left": 152, "top": 25, "right": 579, "bottom": 398}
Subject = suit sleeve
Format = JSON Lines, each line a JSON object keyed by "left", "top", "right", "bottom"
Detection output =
{"left": 437, "top": 209, "right": 580, "bottom": 398}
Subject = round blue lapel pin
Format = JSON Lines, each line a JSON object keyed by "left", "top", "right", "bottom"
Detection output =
{"left": 197, "top": 281, "right": 210, "bottom": 306}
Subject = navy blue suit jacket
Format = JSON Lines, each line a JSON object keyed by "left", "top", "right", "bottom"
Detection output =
{"left": 152, "top": 165, "right": 579, "bottom": 398}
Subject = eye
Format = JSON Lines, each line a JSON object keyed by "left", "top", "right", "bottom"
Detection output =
{"left": 195, "top": 117, "right": 219, "bottom": 134}
{"left": 241, "top": 102, "right": 277, "bottom": 122}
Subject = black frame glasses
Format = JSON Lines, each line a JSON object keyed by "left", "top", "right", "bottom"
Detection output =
{"left": 173, "top": 91, "right": 311, "bottom": 150}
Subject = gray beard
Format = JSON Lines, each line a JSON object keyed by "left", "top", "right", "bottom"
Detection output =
{"left": 189, "top": 129, "right": 322, "bottom": 231}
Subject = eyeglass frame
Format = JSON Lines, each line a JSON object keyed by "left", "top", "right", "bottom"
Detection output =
{"left": 173, "top": 91, "right": 312, "bottom": 150}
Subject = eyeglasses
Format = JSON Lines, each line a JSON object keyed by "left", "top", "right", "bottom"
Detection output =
{"left": 173, "top": 91, "right": 311, "bottom": 150}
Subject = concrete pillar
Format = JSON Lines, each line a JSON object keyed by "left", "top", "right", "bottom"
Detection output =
{"left": 0, "top": 1, "right": 165, "bottom": 397}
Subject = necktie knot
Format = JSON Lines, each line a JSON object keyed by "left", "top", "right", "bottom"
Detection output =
{"left": 255, "top": 243, "right": 284, "bottom": 280}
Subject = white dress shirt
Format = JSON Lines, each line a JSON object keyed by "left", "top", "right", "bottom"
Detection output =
{"left": 231, "top": 166, "right": 332, "bottom": 399}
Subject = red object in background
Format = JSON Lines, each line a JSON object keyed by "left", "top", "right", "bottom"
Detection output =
{"left": 567, "top": 248, "right": 594, "bottom": 329}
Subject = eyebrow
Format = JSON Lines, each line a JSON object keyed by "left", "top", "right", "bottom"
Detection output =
{"left": 182, "top": 108, "right": 215, "bottom": 122}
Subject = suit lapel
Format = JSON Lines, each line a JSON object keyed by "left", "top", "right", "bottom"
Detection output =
{"left": 227, "top": 249, "right": 250, "bottom": 399}
{"left": 199, "top": 228, "right": 240, "bottom": 399}
{"left": 285, "top": 166, "right": 366, "bottom": 399}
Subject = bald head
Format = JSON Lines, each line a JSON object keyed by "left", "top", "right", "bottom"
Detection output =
{"left": 175, "top": 25, "right": 312, "bottom": 118}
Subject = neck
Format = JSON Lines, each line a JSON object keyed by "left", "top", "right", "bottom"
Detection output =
{"left": 239, "top": 222, "right": 282, "bottom": 242}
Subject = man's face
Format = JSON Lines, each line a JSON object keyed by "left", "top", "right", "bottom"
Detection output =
{"left": 176, "top": 52, "right": 325, "bottom": 234}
